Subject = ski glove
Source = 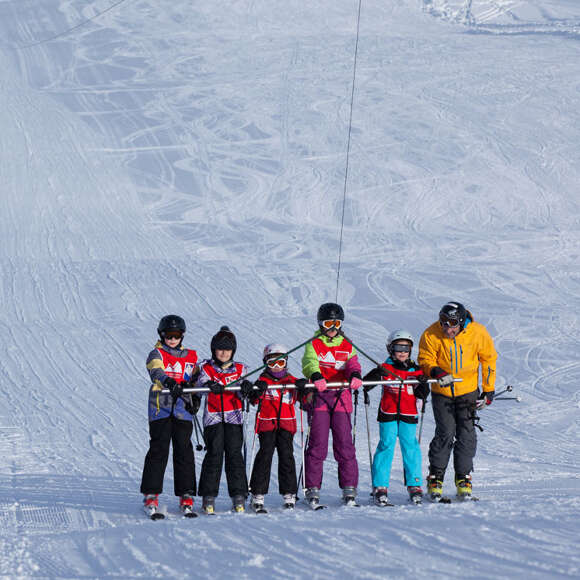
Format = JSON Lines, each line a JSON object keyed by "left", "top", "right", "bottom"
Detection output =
{"left": 413, "top": 375, "right": 430, "bottom": 400}
{"left": 294, "top": 378, "right": 308, "bottom": 396}
{"left": 185, "top": 394, "right": 201, "bottom": 415}
{"left": 165, "top": 377, "right": 183, "bottom": 401}
{"left": 310, "top": 372, "right": 327, "bottom": 392}
{"left": 431, "top": 367, "right": 454, "bottom": 387}
{"left": 349, "top": 371, "right": 363, "bottom": 390}
{"left": 476, "top": 390, "right": 495, "bottom": 410}
{"left": 206, "top": 380, "right": 224, "bottom": 395}
{"left": 239, "top": 380, "right": 254, "bottom": 399}
{"left": 253, "top": 380, "right": 268, "bottom": 397}
{"left": 363, "top": 367, "right": 384, "bottom": 390}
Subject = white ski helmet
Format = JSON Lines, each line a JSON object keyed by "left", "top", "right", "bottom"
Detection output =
{"left": 387, "top": 330, "right": 414, "bottom": 355}
{"left": 262, "top": 343, "right": 289, "bottom": 361}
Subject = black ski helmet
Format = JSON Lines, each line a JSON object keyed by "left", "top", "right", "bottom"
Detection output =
{"left": 211, "top": 326, "right": 237, "bottom": 359}
{"left": 157, "top": 314, "right": 186, "bottom": 337}
{"left": 317, "top": 303, "right": 345, "bottom": 324}
{"left": 439, "top": 301, "right": 467, "bottom": 328}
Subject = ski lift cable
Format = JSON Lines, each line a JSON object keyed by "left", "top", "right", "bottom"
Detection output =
{"left": 335, "top": 0, "right": 363, "bottom": 303}
{"left": 15, "top": 0, "right": 134, "bottom": 50}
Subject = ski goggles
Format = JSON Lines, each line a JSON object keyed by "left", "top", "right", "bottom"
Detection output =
{"left": 439, "top": 315, "right": 460, "bottom": 328}
{"left": 391, "top": 343, "right": 412, "bottom": 353}
{"left": 163, "top": 331, "right": 184, "bottom": 340}
{"left": 321, "top": 319, "right": 342, "bottom": 330}
{"left": 266, "top": 357, "right": 287, "bottom": 369}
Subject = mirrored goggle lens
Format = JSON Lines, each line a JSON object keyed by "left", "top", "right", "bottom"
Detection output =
{"left": 266, "top": 357, "right": 287, "bottom": 368}
{"left": 391, "top": 344, "right": 412, "bottom": 353}
{"left": 164, "top": 331, "right": 183, "bottom": 339}
{"left": 440, "top": 316, "right": 460, "bottom": 328}
{"left": 321, "top": 319, "right": 342, "bottom": 330}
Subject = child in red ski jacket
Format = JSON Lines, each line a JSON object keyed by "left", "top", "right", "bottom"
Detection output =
{"left": 140, "top": 315, "right": 200, "bottom": 517}
{"left": 248, "top": 343, "right": 307, "bottom": 511}
{"left": 196, "top": 326, "right": 253, "bottom": 514}
{"left": 363, "top": 330, "right": 430, "bottom": 506}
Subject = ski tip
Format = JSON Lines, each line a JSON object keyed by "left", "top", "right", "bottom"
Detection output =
{"left": 150, "top": 512, "right": 166, "bottom": 520}
{"left": 429, "top": 495, "right": 452, "bottom": 504}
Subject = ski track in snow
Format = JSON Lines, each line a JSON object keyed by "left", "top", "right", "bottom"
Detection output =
{"left": 0, "top": 0, "right": 579, "bottom": 578}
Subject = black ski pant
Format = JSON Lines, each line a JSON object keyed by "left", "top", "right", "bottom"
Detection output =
{"left": 250, "top": 429, "right": 298, "bottom": 496}
{"left": 198, "top": 423, "right": 248, "bottom": 498}
{"left": 140, "top": 416, "right": 196, "bottom": 496}
{"left": 428, "top": 390, "right": 478, "bottom": 478}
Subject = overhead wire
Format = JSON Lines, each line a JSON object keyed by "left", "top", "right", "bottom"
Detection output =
{"left": 335, "top": 0, "right": 363, "bottom": 303}
{"left": 15, "top": 0, "right": 133, "bottom": 50}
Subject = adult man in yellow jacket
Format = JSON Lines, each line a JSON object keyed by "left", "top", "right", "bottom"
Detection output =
{"left": 418, "top": 301, "right": 497, "bottom": 500}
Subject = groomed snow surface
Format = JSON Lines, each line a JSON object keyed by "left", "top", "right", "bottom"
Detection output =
{"left": 1, "top": 0, "right": 579, "bottom": 578}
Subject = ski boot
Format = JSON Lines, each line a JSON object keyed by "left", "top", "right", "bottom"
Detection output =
{"left": 305, "top": 487, "right": 325, "bottom": 510}
{"left": 455, "top": 474, "right": 473, "bottom": 500}
{"left": 282, "top": 493, "right": 296, "bottom": 510}
{"left": 427, "top": 472, "right": 445, "bottom": 503}
{"left": 143, "top": 494, "right": 164, "bottom": 520}
{"left": 201, "top": 496, "right": 215, "bottom": 515}
{"left": 342, "top": 486, "right": 359, "bottom": 507}
{"left": 250, "top": 494, "right": 267, "bottom": 514}
{"left": 232, "top": 495, "right": 246, "bottom": 513}
{"left": 373, "top": 487, "right": 393, "bottom": 507}
{"left": 407, "top": 486, "right": 423, "bottom": 505}
{"left": 179, "top": 494, "right": 197, "bottom": 518}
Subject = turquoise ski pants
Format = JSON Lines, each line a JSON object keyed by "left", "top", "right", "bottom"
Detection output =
{"left": 372, "top": 421, "right": 422, "bottom": 488}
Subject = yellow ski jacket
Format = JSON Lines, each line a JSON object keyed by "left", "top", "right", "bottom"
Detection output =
{"left": 418, "top": 316, "right": 497, "bottom": 398}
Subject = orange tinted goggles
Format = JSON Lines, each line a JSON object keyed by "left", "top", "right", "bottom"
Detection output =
{"left": 321, "top": 319, "right": 342, "bottom": 330}
{"left": 266, "top": 357, "right": 287, "bottom": 368}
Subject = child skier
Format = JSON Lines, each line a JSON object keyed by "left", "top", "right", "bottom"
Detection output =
{"left": 301, "top": 302, "right": 363, "bottom": 508}
{"left": 140, "top": 315, "right": 201, "bottom": 518}
{"left": 196, "top": 326, "right": 253, "bottom": 514}
{"left": 363, "top": 330, "right": 430, "bottom": 506}
{"left": 248, "top": 344, "right": 308, "bottom": 512}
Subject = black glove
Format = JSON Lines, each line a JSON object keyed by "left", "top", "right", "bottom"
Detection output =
{"left": 253, "top": 380, "right": 268, "bottom": 396}
{"left": 294, "top": 378, "right": 308, "bottom": 397}
{"left": 185, "top": 394, "right": 201, "bottom": 415}
{"left": 476, "top": 390, "right": 495, "bottom": 410}
{"left": 413, "top": 375, "right": 430, "bottom": 400}
{"left": 430, "top": 366, "right": 454, "bottom": 387}
{"left": 240, "top": 380, "right": 254, "bottom": 399}
{"left": 310, "top": 372, "right": 323, "bottom": 382}
{"left": 165, "top": 377, "right": 183, "bottom": 400}
{"left": 206, "top": 380, "right": 224, "bottom": 395}
{"left": 363, "top": 367, "right": 384, "bottom": 390}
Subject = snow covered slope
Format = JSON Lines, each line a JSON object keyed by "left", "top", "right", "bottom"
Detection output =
{"left": 0, "top": 0, "right": 578, "bottom": 577}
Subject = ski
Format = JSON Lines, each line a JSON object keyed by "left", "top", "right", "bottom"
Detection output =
{"left": 371, "top": 490, "right": 394, "bottom": 507}
{"left": 456, "top": 494, "right": 479, "bottom": 502}
{"left": 144, "top": 504, "right": 165, "bottom": 520}
{"left": 374, "top": 498, "right": 395, "bottom": 507}
{"left": 180, "top": 505, "right": 198, "bottom": 518}
{"left": 429, "top": 494, "right": 452, "bottom": 504}
{"left": 251, "top": 503, "right": 268, "bottom": 514}
{"left": 306, "top": 498, "right": 327, "bottom": 511}
{"left": 343, "top": 497, "right": 360, "bottom": 507}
